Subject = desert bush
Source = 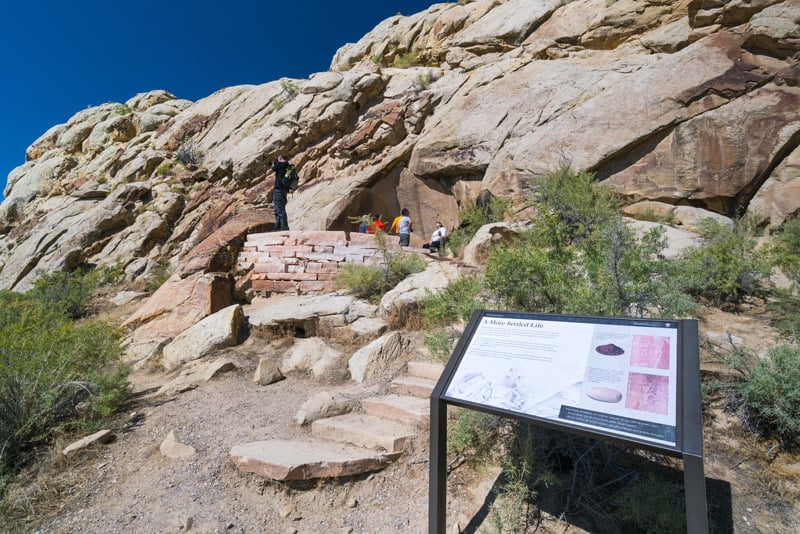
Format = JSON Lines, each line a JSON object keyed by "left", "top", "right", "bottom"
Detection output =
{"left": 768, "top": 218, "right": 800, "bottom": 337}
{"left": 447, "top": 196, "right": 509, "bottom": 256}
{"left": 485, "top": 242, "right": 581, "bottom": 314}
{"left": 0, "top": 291, "right": 129, "bottom": 475}
{"left": 271, "top": 79, "right": 300, "bottom": 111}
{"left": 155, "top": 161, "right": 173, "bottom": 177}
{"left": 579, "top": 218, "right": 695, "bottom": 318}
{"left": 27, "top": 266, "right": 122, "bottom": 320}
{"left": 393, "top": 52, "right": 421, "bottom": 68}
{"left": 114, "top": 103, "right": 132, "bottom": 115}
{"left": 483, "top": 166, "right": 694, "bottom": 318}
{"left": 420, "top": 275, "right": 484, "bottom": 328}
{"left": 423, "top": 332, "right": 452, "bottom": 363}
{"left": 705, "top": 338, "right": 800, "bottom": 449}
{"left": 528, "top": 164, "right": 617, "bottom": 249}
{"left": 678, "top": 217, "right": 772, "bottom": 308}
{"left": 336, "top": 232, "right": 425, "bottom": 302}
{"left": 145, "top": 258, "right": 172, "bottom": 294}
{"left": 447, "top": 409, "right": 505, "bottom": 463}
{"left": 735, "top": 344, "right": 800, "bottom": 448}
{"left": 336, "top": 263, "right": 391, "bottom": 301}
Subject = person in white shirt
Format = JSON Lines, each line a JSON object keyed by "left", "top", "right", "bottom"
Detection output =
{"left": 424, "top": 221, "right": 446, "bottom": 252}
{"left": 397, "top": 208, "right": 412, "bottom": 246}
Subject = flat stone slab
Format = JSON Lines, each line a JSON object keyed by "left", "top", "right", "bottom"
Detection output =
{"left": 362, "top": 394, "right": 430, "bottom": 426}
{"left": 229, "top": 439, "right": 398, "bottom": 481}
{"left": 390, "top": 375, "right": 437, "bottom": 398}
{"left": 245, "top": 294, "right": 355, "bottom": 327}
{"left": 311, "top": 413, "right": 415, "bottom": 453}
{"left": 407, "top": 360, "right": 445, "bottom": 381}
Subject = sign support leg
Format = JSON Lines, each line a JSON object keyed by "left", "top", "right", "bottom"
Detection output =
{"left": 429, "top": 398, "right": 447, "bottom": 534}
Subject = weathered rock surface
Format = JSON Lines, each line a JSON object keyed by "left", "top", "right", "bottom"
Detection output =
{"left": 160, "top": 430, "right": 197, "bottom": 458}
{"left": 281, "top": 337, "right": 344, "bottom": 377}
{"left": 62, "top": 429, "right": 114, "bottom": 456}
{"left": 294, "top": 391, "right": 355, "bottom": 426}
{"left": 155, "top": 358, "right": 237, "bottom": 396}
{"left": 228, "top": 439, "right": 399, "bottom": 481}
{"left": 348, "top": 332, "right": 410, "bottom": 383}
{"left": 253, "top": 358, "right": 285, "bottom": 386}
{"left": 161, "top": 304, "right": 243, "bottom": 370}
{"left": 2, "top": 0, "right": 798, "bottom": 298}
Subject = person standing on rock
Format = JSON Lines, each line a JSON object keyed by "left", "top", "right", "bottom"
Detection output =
{"left": 266, "top": 154, "right": 291, "bottom": 231}
{"left": 397, "top": 208, "right": 412, "bottom": 246}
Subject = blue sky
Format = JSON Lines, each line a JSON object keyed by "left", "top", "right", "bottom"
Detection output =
{"left": 0, "top": 1, "right": 442, "bottom": 199}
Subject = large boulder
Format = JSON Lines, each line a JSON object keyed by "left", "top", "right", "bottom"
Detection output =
{"left": 161, "top": 304, "right": 244, "bottom": 370}
{"left": 348, "top": 332, "right": 410, "bottom": 383}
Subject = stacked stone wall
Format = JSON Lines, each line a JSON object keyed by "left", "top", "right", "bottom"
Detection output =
{"left": 238, "top": 231, "right": 426, "bottom": 297}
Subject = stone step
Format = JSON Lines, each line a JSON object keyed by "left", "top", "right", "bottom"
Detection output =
{"left": 407, "top": 360, "right": 445, "bottom": 381}
{"left": 390, "top": 375, "right": 437, "bottom": 398}
{"left": 229, "top": 439, "right": 399, "bottom": 481}
{"left": 311, "top": 413, "right": 415, "bottom": 453}
{"left": 362, "top": 394, "right": 430, "bottom": 426}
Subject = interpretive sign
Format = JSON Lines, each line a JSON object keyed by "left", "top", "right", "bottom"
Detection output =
{"left": 443, "top": 311, "right": 680, "bottom": 450}
{"left": 429, "top": 310, "right": 708, "bottom": 533}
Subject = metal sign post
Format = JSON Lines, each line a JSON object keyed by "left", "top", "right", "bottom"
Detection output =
{"left": 429, "top": 311, "right": 708, "bottom": 533}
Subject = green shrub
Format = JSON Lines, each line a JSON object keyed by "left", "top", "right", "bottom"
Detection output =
{"left": 145, "top": 259, "right": 172, "bottom": 294}
{"left": 768, "top": 218, "right": 800, "bottom": 337}
{"left": 420, "top": 275, "right": 484, "bottom": 328}
{"left": 678, "top": 217, "right": 772, "bottom": 307}
{"left": 447, "top": 196, "right": 509, "bottom": 257}
{"left": 737, "top": 344, "right": 800, "bottom": 448}
{"left": 0, "top": 291, "right": 129, "bottom": 475}
{"left": 771, "top": 217, "right": 800, "bottom": 283}
{"left": 528, "top": 164, "right": 618, "bottom": 249}
{"left": 423, "top": 332, "right": 452, "bottom": 363}
{"left": 114, "top": 104, "right": 132, "bottom": 115}
{"left": 485, "top": 243, "right": 581, "bottom": 314}
{"left": 447, "top": 409, "right": 504, "bottom": 462}
{"left": 393, "top": 52, "right": 421, "bottom": 68}
{"left": 271, "top": 79, "right": 300, "bottom": 111}
{"left": 155, "top": 161, "right": 173, "bottom": 177}
{"left": 579, "top": 219, "right": 696, "bottom": 318}
{"left": 336, "top": 263, "right": 392, "bottom": 301}
{"left": 26, "top": 266, "right": 122, "bottom": 320}
{"left": 336, "top": 232, "right": 426, "bottom": 302}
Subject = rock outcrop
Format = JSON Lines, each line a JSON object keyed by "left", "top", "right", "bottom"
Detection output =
{"left": 0, "top": 0, "right": 798, "bottom": 296}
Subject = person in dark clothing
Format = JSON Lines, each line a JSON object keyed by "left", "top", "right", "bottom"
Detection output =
{"left": 266, "top": 154, "right": 291, "bottom": 231}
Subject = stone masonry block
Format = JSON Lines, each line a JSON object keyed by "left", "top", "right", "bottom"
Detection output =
{"left": 294, "top": 231, "right": 348, "bottom": 247}
{"left": 347, "top": 233, "right": 381, "bottom": 248}
{"left": 252, "top": 279, "right": 275, "bottom": 292}
{"left": 305, "top": 252, "right": 347, "bottom": 262}
{"left": 300, "top": 281, "right": 336, "bottom": 293}
{"left": 267, "top": 272, "right": 319, "bottom": 281}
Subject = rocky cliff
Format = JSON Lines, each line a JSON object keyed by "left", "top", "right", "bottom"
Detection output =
{"left": 1, "top": 0, "right": 799, "bottom": 292}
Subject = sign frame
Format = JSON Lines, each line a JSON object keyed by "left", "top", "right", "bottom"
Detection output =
{"left": 428, "top": 310, "right": 707, "bottom": 533}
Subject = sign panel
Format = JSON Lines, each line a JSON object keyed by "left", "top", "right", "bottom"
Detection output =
{"left": 441, "top": 311, "right": 680, "bottom": 449}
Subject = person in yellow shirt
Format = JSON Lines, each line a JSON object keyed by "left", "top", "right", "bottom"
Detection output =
{"left": 390, "top": 209, "right": 405, "bottom": 234}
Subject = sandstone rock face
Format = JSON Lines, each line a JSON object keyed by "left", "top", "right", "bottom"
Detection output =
{"left": 1, "top": 2, "right": 799, "bottom": 296}
{"left": 253, "top": 358, "right": 285, "bottom": 386}
{"left": 161, "top": 304, "right": 244, "bottom": 370}
{"left": 348, "top": 332, "right": 410, "bottom": 383}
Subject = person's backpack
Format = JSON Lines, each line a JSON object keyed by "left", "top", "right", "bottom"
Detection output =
{"left": 285, "top": 164, "right": 300, "bottom": 192}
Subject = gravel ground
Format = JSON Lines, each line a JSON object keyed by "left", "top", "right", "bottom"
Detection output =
{"left": 34, "top": 336, "right": 491, "bottom": 534}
